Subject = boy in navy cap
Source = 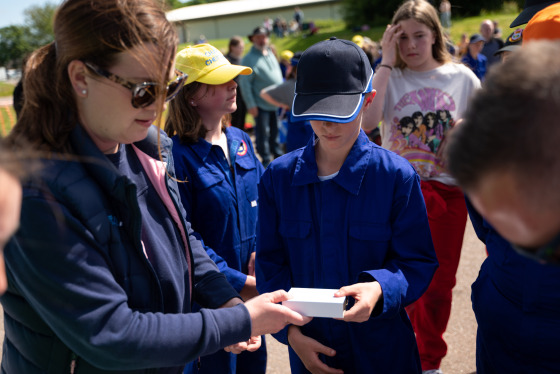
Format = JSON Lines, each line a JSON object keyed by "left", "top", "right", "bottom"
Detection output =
{"left": 256, "top": 37, "right": 438, "bottom": 374}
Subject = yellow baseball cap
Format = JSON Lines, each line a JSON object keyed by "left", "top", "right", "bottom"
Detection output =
{"left": 175, "top": 44, "right": 252, "bottom": 85}
{"left": 352, "top": 35, "right": 364, "bottom": 48}
{"left": 280, "top": 50, "right": 294, "bottom": 61}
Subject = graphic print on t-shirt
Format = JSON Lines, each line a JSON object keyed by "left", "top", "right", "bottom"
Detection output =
{"left": 388, "top": 87, "right": 455, "bottom": 178}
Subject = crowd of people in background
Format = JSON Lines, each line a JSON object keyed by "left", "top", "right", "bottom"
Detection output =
{"left": 2, "top": 0, "right": 560, "bottom": 373}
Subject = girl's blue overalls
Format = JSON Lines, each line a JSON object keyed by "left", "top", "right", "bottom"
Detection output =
{"left": 172, "top": 126, "right": 266, "bottom": 374}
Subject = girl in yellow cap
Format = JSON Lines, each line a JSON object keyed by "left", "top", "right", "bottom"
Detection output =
{"left": 165, "top": 44, "right": 267, "bottom": 374}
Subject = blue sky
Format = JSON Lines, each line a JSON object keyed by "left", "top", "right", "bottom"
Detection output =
{"left": 0, "top": 0, "right": 62, "bottom": 29}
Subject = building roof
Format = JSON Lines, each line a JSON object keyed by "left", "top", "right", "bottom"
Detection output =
{"left": 166, "top": 0, "right": 338, "bottom": 23}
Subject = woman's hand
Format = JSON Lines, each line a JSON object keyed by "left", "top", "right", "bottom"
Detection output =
{"left": 335, "top": 281, "right": 383, "bottom": 323}
{"left": 244, "top": 290, "right": 312, "bottom": 337}
{"left": 224, "top": 335, "right": 262, "bottom": 354}
{"left": 287, "top": 326, "right": 344, "bottom": 374}
{"left": 380, "top": 24, "right": 403, "bottom": 68}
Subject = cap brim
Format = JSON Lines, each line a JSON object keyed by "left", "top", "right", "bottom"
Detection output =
{"left": 292, "top": 93, "right": 365, "bottom": 123}
{"left": 494, "top": 45, "right": 521, "bottom": 55}
{"left": 510, "top": 1, "right": 559, "bottom": 27}
{"left": 291, "top": 72, "right": 373, "bottom": 123}
{"left": 190, "top": 65, "right": 252, "bottom": 85}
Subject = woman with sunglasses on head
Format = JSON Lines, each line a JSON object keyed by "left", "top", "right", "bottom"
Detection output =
{"left": 2, "top": 1, "right": 308, "bottom": 373}
{"left": 165, "top": 44, "right": 266, "bottom": 374}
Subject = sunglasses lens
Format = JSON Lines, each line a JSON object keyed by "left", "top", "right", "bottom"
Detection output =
{"left": 130, "top": 73, "right": 186, "bottom": 108}
{"left": 132, "top": 85, "right": 157, "bottom": 108}
{"left": 165, "top": 73, "right": 187, "bottom": 102}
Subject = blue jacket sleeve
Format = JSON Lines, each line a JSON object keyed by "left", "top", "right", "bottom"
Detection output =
{"left": 465, "top": 197, "right": 488, "bottom": 244}
{"left": 360, "top": 171, "right": 438, "bottom": 319}
{"left": 255, "top": 168, "right": 292, "bottom": 344}
{"left": 7, "top": 192, "right": 251, "bottom": 371}
{"left": 173, "top": 147, "right": 248, "bottom": 293}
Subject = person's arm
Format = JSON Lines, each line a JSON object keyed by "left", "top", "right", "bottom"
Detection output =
{"left": 363, "top": 24, "right": 402, "bottom": 131}
{"left": 260, "top": 88, "right": 289, "bottom": 110}
{"left": 238, "top": 57, "right": 258, "bottom": 116}
{"left": 260, "top": 84, "right": 290, "bottom": 110}
{"left": 8, "top": 192, "right": 251, "bottom": 370}
{"left": 255, "top": 167, "right": 294, "bottom": 344}
{"left": 353, "top": 165, "right": 438, "bottom": 320}
{"left": 172, "top": 148, "right": 249, "bottom": 295}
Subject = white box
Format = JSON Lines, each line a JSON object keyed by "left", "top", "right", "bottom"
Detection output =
{"left": 282, "top": 287, "right": 347, "bottom": 318}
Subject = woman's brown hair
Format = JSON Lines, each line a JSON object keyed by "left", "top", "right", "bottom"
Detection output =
{"left": 8, "top": 0, "right": 178, "bottom": 153}
{"left": 164, "top": 83, "right": 230, "bottom": 144}
{"left": 392, "top": 0, "right": 452, "bottom": 70}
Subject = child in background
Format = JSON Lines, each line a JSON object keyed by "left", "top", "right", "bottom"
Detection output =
{"left": 165, "top": 44, "right": 266, "bottom": 374}
{"left": 256, "top": 37, "right": 438, "bottom": 374}
{"left": 260, "top": 52, "right": 314, "bottom": 152}
{"left": 363, "top": 1, "right": 481, "bottom": 373}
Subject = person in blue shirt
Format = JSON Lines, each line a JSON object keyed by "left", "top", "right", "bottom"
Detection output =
{"left": 461, "top": 34, "right": 488, "bottom": 81}
{"left": 165, "top": 44, "right": 267, "bottom": 374}
{"left": 256, "top": 37, "right": 438, "bottom": 374}
{"left": 447, "top": 38, "right": 560, "bottom": 374}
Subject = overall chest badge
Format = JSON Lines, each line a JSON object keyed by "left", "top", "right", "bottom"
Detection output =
{"left": 237, "top": 140, "right": 248, "bottom": 156}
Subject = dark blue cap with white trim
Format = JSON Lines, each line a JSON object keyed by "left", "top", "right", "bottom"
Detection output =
{"left": 292, "top": 37, "right": 373, "bottom": 124}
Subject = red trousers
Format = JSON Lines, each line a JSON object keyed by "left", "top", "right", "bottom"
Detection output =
{"left": 406, "top": 180, "right": 467, "bottom": 371}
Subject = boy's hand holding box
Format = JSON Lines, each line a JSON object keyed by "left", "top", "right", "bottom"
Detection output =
{"left": 282, "top": 287, "right": 348, "bottom": 318}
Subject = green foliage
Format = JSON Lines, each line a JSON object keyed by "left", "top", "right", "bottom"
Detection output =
{"left": 342, "top": 0, "right": 518, "bottom": 28}
{"left": 341, "top": 0, "right": 401, "bottom": 29}
{"left": 0, "top": 3, "right": 56, "bottom": 68}
{"left": 193, "top": 2, "right": 519, "bottom": 61}
{"left": 23, "top": 3, "right": 56, "bottom": 48}
{"left": 452, "top": 0, "right": 504, "bottom": 16}
{"left": 0, "top": 26, "right": 33, "bottom": 67}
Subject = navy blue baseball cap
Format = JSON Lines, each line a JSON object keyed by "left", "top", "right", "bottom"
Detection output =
{"left": 292, "top": 37, "right": 373, "bottom": 124}
{"left": 469, "top": 34, "right": 485, "bottom": 44}
{"left": 510, "top": 0, "right": 559, "bottom": 27}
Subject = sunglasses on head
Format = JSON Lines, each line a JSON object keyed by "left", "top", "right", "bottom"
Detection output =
{"left": 83, "top": 62, "right": 187, "bottom": 108}
{"left": 510, "top": 230, "right": 560, "bottom": 266}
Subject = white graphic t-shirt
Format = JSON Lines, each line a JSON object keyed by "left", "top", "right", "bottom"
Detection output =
{"left": 381, "top": 63, "right": 480, "bottom": 184}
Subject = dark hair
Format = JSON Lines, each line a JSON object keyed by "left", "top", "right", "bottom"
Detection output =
{"left": 447, "top": 41, "right": 560, "bottom": 208}
{"left": 228, "top": 36, "right": 243, "bottom": 53}
{"left": 425, "top": 112, "right": 437, "bottom": 127}
{"left": 400, "top": 116, "right": 415, "bottom": 131}
{"left": 412, "top": 111, "right": 423, "bottom": 120}
{"left": 164, "top": 83, "right": 230, "bottom": 144}
{"left": 392, "top": 0, "right": 452, "bottom": 69}
{"left": 8, "top": 0, "right": 178, "bottom": 153}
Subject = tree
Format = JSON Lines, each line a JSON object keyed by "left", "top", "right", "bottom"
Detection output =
{"left": 342, "top": 0, "right": 512, "bottom": 29}
{"left": 23, "top": 3, "right": 56, "bottom": 48}
{"left": 0, "top": 25, "right": 33, "bottom": 68}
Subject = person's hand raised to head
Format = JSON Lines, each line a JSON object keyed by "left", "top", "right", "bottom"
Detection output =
{"left": 244, "top": 289, "right": 312, "bottom": 337}
{"left": 380, "top": 23, "right": 403, "bottom": 68}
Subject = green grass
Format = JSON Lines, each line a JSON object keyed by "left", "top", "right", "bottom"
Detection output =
{"left": 179, "top": 3, "right": 520, "bottom": 55}
{"left": 0, "top": 106, "right": 16, "bottom": 136}
{"left": 0, "top": 82, "right": 15, "bottom": 97}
